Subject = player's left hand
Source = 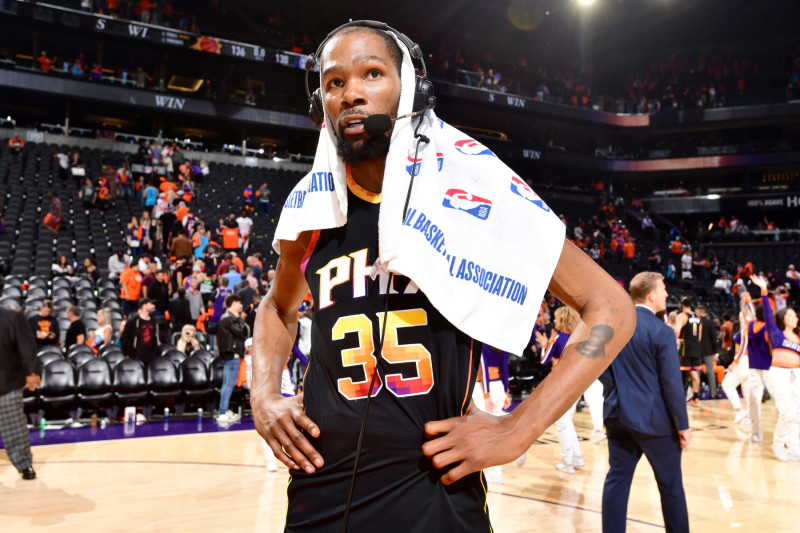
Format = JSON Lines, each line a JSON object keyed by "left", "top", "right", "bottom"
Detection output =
{"left": 422, "top": 411, "right": 527, "bottom": 485}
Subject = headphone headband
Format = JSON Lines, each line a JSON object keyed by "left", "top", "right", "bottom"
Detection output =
{"left": 304, "top": 20, "right": 435, "bottom": 128}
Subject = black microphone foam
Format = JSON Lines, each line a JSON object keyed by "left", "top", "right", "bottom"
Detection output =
{"left": 363, "top": 114, "right": 393, "bottom": 136}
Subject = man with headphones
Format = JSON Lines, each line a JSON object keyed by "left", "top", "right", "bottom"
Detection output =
{"left": 251, "top": 21, "right": 635, "bottom": 532}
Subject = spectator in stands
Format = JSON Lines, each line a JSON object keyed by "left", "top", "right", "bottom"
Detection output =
{"left": 120, "top": 298, "right": 160, "bottom": 364}
{"left": 235, "top": 269, "right": 257, "bottom": 311}
{"left": 135, "top": 0, "right": 153, "bottom": 23}
{"left": 89, "top": 308, "right": 113, "bottom": 351}
{"left": 143, "top": 181, "right": 158, "bottom": 214}
{"left": 64, "top": 306, "right": 87, "bottom": 350}
{"left": 221, "top": 222, "right": 239, "bottom": 253}
{"left": 213, "top": 294, "right": 247, "bottom": 422}
{"left": 71, "top": 53, "right": 85, "bottom": 77}
{"left": 257, "top": 182, "right": 270, "bottom": 214}
{"left": 107, "top": 251, "right": 126, "bottom": 281}
{"left": 243, "top": 183, "right": 255, "bottom": 211}
{"left": 168, "top": 287, "right": 193, "bottom": 335}
{"left": 42, "top": 192, "right": 63, "bottom": 235}
{"left": 116, "top": 162, "right": 132, "bottom": 199}
{"left": 247, "top": 255, "right": 263, "bottom": 284}
{"left": 37, "top": 51, "right": 55, "bottom": 73}
{"left": 78, "top": 177, "right": 96, "bottom": 210}
{"left": 119, "top": 258, "right": 143, "bottom": 317}
{"left": 169, "top": 230, "right": 193, "bottom": 259}
{"left": 53, "top": 150, "right": 71, "bottom": 181}
{"left": 126, "top": 216, "right": 146, "bottom": 259}
{"left": 90, "top": 62, "right": 103, "bottom": 81}
{"left": 52, "top": 254, "right": 74, "bottom": 280}
{"left": 192, "top": 226, "right": 209, "bottom": 260}
{"left": 146, "top": 270, "right": 170, "bottom": 317}
{"left": 175, "top": 324, "right": 201, "bottom": 356}
{"left": 225, "top": 264, "right": 242, "bottom": 291}
{"left": 236, "top": 210, "right": 254, "bottom": 254}
{"left": 7, "top": 134, "right": 24, "bottom": 166}
{"left": 186, "top": 276, "right": 204, "bottom": 322}
{"left": 680, "top": 250, "right": 693, "bottom": 280}
{"left": 786, "top": 264, "right": 799, "bottom": 302}
{"left": 76, "top": 257, "right": 100, "bottom": 283}
{"left": 29, "top": 300, "right": 59, "bottom": 351}
{"left": 95, "top": 177, "right": 111, "bottom": 210}
{"left": 0, "top": 307, "right": 40, "bottom": 481}
{"left": 714, "top": 272, "right": 733, "bottom": 306}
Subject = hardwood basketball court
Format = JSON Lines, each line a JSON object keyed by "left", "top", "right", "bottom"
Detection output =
{"left": 1, "top": 400, "right": 796, "bottom": 532}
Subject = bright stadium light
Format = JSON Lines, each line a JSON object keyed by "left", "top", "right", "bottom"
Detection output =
{"left": 577, "top": 0, "right": 596, "bottom": 6}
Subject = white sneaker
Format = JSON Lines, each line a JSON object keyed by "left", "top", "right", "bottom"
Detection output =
{"left": 515, "top": 453, "right": 527, "bottom": 467}
{"left": 788, "top": 448, "right": 800, "bottom": 461}
{"left": 751, "top": 434, "right": 762, "bottom": 443}
{"left": 590, "top": 429, "right": 607, "bottom": 444}
{"left": 733, "top": 410, "right": 750, "bottom": 425}
{"left": 772, "top": 443, "right": 791, "bottom": 462}
{"left": 573, "top": 457, "right": 585, "bottom": 468}
{"left": 217, "top": 410, "right": 239, "bottom": 422}
{"left": 556, "top": 462, "right": 575, "bottom": 474}
{"left": 484, "top": 469, "right": 504, "bottom": 485}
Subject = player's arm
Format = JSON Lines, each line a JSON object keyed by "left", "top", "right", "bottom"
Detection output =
{"left": 423, "top": 239, "right": 636, "bottom": 484}
{"left": 251, "top": 233, "right": 323, "bottom": 473}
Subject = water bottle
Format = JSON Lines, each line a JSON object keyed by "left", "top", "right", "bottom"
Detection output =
{"left": 164, "top": 407, "right": 170, "bottom": 422}
{"left": 90, "top": 414, "right": 98, "bottom": 428}
{"left": 39, "top": 417, "right": 46, "bottom": 431}
{"left": 197, "top": 408, "right": 203, "bottom": 420}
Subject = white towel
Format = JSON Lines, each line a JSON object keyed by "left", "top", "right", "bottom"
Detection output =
{"left": 274, "top": 32, "right": 565, "bottom": 355}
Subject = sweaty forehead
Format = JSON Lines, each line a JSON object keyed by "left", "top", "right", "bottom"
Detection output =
{"left": 319, "top": 29, "right": 397, "bottom": 72}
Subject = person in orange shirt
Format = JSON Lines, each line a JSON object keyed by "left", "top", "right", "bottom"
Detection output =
{"left": 37, "top": 51, "right": 55, "bottom": 72}
{"left": 623, "top": 238, "right": 636, "bottom": 267}
{"left": 175, "top": 201, "right": 189, "bottom": 223}
{"left": 7, "top": 134, "right": 24, "bottom": 166}
{"left": 222, "top": 224, "right": 239, "bottom": 252}
{"left": 231, "top": 252, "right": 245, "bottom": 274}
{"left": 159, "top": 178, "right": 178, "bottom": 197}
{"left": 120, "top": 260, "right": 143, "bottom": 316}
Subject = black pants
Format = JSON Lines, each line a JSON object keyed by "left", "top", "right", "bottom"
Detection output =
{"left": 602, "top": 417, "right": 689, "bottom": 533}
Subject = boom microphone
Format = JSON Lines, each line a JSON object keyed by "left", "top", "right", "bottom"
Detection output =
{"left": 363, "top": 109, "right": 427, "bottom": 135}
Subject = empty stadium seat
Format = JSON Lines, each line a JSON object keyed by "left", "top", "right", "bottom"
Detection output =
{"left": 77, "top": 358, "right": 113, "bottom": 411}
{"left": 39, "top": 359, "right": 77, "bottom": 415}
{"left": 112, "top": 358, "right": 148, "bottom": 407}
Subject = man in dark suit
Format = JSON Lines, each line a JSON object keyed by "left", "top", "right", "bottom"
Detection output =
{"left": 0, "top": 307, "right": 41, "bottom": 480}
{"left": 601, "top": 271, "right": 692, "bottom": 533}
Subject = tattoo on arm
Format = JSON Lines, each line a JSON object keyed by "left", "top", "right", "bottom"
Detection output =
{"left": 576, "top": 325, "right": 614, "bottom": 359}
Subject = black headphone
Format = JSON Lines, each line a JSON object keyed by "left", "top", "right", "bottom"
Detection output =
{"left": 304, "top": 20, "right": 436, "bottom": 128}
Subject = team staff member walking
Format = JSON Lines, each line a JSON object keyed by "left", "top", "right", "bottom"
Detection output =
{"left": 0, "top": 307, "right": 41, "bottom": 480}
{"left": 601, "top": 272, "right": 692, "bottom": 533}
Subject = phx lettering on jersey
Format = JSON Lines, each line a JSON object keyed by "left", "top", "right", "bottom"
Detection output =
{"left": 402, "top": 208, "right": 528, "bottom": 306}
{"left": 283, "top": 172, "right": 336, "bottom": 209}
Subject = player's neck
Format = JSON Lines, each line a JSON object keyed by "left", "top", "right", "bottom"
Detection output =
{"left": 349, "top": 158, "right": 386, "bottom": 194}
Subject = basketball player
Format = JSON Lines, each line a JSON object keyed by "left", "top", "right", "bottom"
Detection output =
{"left": 674, "top": 298, "right": 704, "bottom": 406}
{"left": 250, "top": 23, "right": 635, "bottom": 531}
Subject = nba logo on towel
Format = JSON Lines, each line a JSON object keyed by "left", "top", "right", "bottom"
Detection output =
{"left": 406, "top": 155, "right": 423, "bottom": 177}
{"left": 442, "top": 189, "right": 492, "bottom": 220}
{"left": 437, "top": 153, "right": 444, "bottom": 172}
{"left": 510, "top": 176, "right": 551, "bottom": 212}
{"left": 454, "top": 139, "right": 495, "bottom": 157}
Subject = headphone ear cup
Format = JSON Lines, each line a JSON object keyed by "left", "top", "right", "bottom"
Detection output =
{"left": 309, "top": 88, "right": 324, "bottom": 128}
{"left": 413, "top": 76, "right": 435, "bottom": 113}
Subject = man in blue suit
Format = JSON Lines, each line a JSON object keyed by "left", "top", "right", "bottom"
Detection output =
{"left": 601, "top": 271, "right": 692, "bottom": 533}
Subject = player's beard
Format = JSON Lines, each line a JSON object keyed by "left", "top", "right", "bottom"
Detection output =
{"left": 334, "top": 128, "right": 391, "bottom": 165}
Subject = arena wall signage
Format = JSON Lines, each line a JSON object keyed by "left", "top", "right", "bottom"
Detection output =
{"left": 20, "top": 3, "right": 311, "bottom": 69}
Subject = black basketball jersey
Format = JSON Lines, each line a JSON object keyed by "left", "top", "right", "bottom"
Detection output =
{"left": 286, "top": 176, "right": 491, "bottom": 532}
{"left": 680, "top": 311, "right": 703, "bottom": 365}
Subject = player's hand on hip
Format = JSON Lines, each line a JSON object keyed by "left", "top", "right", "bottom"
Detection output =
{"left": 251, "top": 391, "right": 323, "bottom": 473}
{"left": 422, "top": 410, "right": 525, "bottom": 485}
